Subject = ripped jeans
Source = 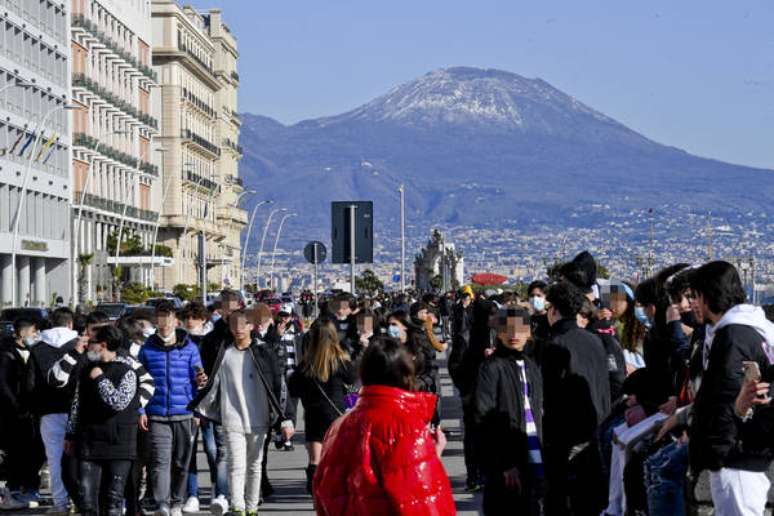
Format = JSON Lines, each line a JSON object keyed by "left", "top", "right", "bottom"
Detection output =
{"left": 644, "top": 441, "right": 688, "bottom": 516}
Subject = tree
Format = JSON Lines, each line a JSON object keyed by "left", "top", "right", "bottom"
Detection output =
{"left": 173, "top": 283, "right": 199, "bottom": 302}
{"left": 122, "top": 282, "right": 149, "bottom": 305}
{"left": 355, "top": 269, "right": 384, "bottom": 295}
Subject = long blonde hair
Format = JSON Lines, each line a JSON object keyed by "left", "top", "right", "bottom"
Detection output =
{"left": 302, "top": 319, "right": 350, "bottom": 382}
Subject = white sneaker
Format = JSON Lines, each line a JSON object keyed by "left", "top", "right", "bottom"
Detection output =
{"left": 210, "top": 495, "right": 229, "bottom": 516}
{"left": 182, "top": 496, "right": 200, "bottom": 513}
{"left": 171, "top": 507, "right": 183, "bottom": 516}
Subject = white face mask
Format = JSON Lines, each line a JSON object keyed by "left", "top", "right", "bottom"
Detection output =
{"left": 142, "top": 327, "right": 156, "bottom": 339}
{"left": 86, "top": 350, "right": 101, "bottom": 362}
{"left": 23, "top": 335, "right": 38, "bottom": 347}
{"left": 159, "top": 332, "right": 175, "bottom": 344}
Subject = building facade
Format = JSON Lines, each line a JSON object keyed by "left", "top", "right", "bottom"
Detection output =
{"left": 0, "top": 0, "right": 72, "bottom": 307}
{"left": 70, "top": 0, "right": 162, "bottom": 304}
{"left": 414, "top": 229, "right": 464, "bottom": 292}
{"left": 151, "top": 0, "right": 245, "bottom": 292}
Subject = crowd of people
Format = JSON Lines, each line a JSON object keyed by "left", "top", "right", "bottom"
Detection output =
{"left": 0, "top": 251, "right": 773, "bottom": 516}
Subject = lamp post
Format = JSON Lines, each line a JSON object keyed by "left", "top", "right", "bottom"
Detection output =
{"left": 147, "top": 147, "right": 168, "bottom": 290}
{"left": 269, "top": 213, "right": 296, "bottom": 291}
{"left": 240, "top": 199, "right": 273, "bottom": 288}
{"left": 10, "top": 101, "right": 76, "bottom": 307}
{"left": 398, "top": 184, "right": 406, "bottom": 293}
{"left": 72, "top": 128, "right": 130, "bottom": 305}
{"left": 233, "top": 189, "right": 256, "bottom": 208}
{"left": 178, "top": 173, "right": 216, "bottom": 286}
{"left": 256, "top": 208, "right": 286, "bottom": 291}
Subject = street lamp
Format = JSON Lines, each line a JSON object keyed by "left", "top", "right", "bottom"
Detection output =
{"left": 72, "top": 128, "right": 131, "bottom": 305}
{"left": 269, "top": 213, "right": 297, "bottom": 291}
{"left": 178, "top": 173, "right": 216, "bottom": 285}
{"left": 398, "top": 184, "right": 406, "bottom": 293}
{"left": 233, "top": 189, "right": 256, "bottom": 208}
{"left": 256, "top": 208, "right": 286, "bottom": 290}
{"left": 10, "top": 101, "right": 76, "bottom": 307}
{"left": 148, "top": 148, "right": 171, "bottom": 290}
{"left": 240, "top": 199, "right": 273, "bottom": 287}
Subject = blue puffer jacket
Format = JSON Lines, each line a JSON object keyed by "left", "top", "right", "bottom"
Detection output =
{"left": 139, "top": 329, "right": 202, "bottom": 417}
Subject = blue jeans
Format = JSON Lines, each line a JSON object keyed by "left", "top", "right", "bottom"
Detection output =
{"left": 644, "top": 441, "right": 688, "bottom": 516}
{"left": 187, "top": 428, "right": 199, "bottom": 498}
{"left": 201, "top": 421, "right": 228, "bottom": 498}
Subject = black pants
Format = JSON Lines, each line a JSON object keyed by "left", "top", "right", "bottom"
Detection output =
{"left": 483, "top": 471, "right": 543, "bottom": 516}
{"left": 4, "top": 415, "right": 45, "bottom": 491}
{"left": 78, "top": 459, "right": 132, "bottom": 516}
{"left": 544, "top": 442, "right": 605, "bottom": 516}
{"left": 462, "top": 403, "right": 480, "bottom": 484}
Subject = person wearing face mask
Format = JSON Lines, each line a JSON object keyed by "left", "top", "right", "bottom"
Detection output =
{"left": 527, "top": 281, "right": 551, "bottom": 351}
{"left": 65, "top": 325, "right": 140, "bottom": 516}
{"left": 25, "top": 307, "right": 82, "bottom": 515}
{"left": 327, "top": 293, "right": 360, "bottom": 357}
{"left": 288, "top": 317, "right": 355, "bottom": 494}
{"left": 189, "top": 311, "right": 292, "bottom": 516}
{"left": 542, "top": 281, "right": 610, "bottom": 516}
{"left": 0, "top": 319, "right": 45, "bottom": 510}
{"left": 198, "top": 290, "right": 242, "bottom": 515}
{"left": 138, "top": 301, "right": 206, "bottom": 516}
{"left": 474, "top": 307, "right": 544, "bottom": 515}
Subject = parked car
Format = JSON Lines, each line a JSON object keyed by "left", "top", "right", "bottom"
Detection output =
{"left": 96, "top": 303, "right": 130, "bottom": 321}
{"left": 0, "top": 308, "right": 49, "bottom": 325}
{"left": 145, "top": 297, "right": 183, "bottom": 310}
{"left": 0, "top": 321, "right": 14, "bottom": 339}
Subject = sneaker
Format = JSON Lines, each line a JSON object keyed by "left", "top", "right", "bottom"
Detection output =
{"left": 283, "top": 440, "right": 294, "bottom": 451}
{"left": 261, "top": 478, "right": 274, "bottom": 498}
{"left": 210, "top": 495, "right": 229, "bottom": 516}
{"left": 153, "top": 505, "right": 171, "bottom": 516}
{"left": 0, "top": 489, "right": 26, "bottom": 510}
{"left": 247, "top": 511, "right": 258, "bottom": 516}
{"left": 228, "top": 510, "right": 245, "bottom": 516}
{"left": 273, "top": 432, "right": 284, "bottom": 450}
{"left": 15, "top": 489, "right": 41, "bottom": 508}
{"left": 171, "top": 506, "right": 183, "bottom": 516}
{"left": 182, "top": 497, "right": 200, "bottom": 513}
{"left": 464, "top": 479, "right": 481, "bottom": 492}
{"left": 43, "top": 506, "right": 71, "bottom": 516}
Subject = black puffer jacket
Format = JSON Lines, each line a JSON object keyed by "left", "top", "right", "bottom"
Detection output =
{"left": 690, "top": 324, "right": 774, "bottom": 473}
{"left": 474, "top": 343, "right": 543, "bottom": 475}
{"left": 26, "top": 329, "right": 81, "bottom": 416}
{"left": 0, "top": 338, "right": 29, "bottom": 414}
{"left": 542, "top": 318, "right": 611, "bottom": 447}
{"left": 588, "top": 319, "right": 626, "bottom": 404}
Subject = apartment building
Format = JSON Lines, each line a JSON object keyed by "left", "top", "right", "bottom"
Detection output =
{"left": 70, "top": 0, "right": 162, "bottom": 303}
{"left": 151, "top": 0, "right": 246, "bottom": 291}
{"left": 0, "top": 0, "right": 72, "bottom": 307}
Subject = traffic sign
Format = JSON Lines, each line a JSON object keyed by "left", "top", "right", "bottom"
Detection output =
{"left": 304, "top": 241, "right": 327, "bottom": 264}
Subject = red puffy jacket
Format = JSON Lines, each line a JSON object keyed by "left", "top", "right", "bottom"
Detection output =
{"left": 313, "top": 385, "right": 455, "bottom": 516}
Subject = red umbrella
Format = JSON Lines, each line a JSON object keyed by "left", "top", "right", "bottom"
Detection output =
{"left": 471, "top": 273, "right": 508, "bottom": 286}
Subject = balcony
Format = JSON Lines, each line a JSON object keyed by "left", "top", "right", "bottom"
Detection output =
{"left": 73, "top": 73, "right": 159, "bottom": 129}
{"left": 75, "top": 192, "right": 159, "bottom": 222}
{"left": 230, "top": 70, "right": 239, "bottom": 82}
{"left": 182, "top": 87, "right": 216, "bottom": 119}
{"left": 177, "top": 34, "right": 215, "bottom": 75}
{"left": 72, "top": 15, "right": 157, "bottom": 82}
{"left": 222, "top": 137, "right": 243, "bottom": 155}
{"left": 181, "top": 129, "right": 221, "bottom": 157}
{"left": 184, "top": 169, "right": 219, "bottom": 193}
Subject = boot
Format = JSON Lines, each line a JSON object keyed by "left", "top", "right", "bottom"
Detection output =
{"left": 305, "top": 464, "right": 317, "bottom": 494}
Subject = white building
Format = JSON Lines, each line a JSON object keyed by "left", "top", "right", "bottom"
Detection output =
{"left": 0, "top": 1, "right": 72, "bottom": 307}
{"left": 70, "top": 0, "right": 162, "bottom": 304}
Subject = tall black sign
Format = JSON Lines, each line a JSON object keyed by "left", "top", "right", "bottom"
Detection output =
{"left": 331, "top": 201, "right": 373, "bottom": 264}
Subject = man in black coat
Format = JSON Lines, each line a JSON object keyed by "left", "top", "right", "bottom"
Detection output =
{"left": 0, "top": 319, "right": 44, "bottom": 506}
{"left": 689, "top": 261, "right": 774, "bottom": 515}
{"left": 474, "top": 306, "right": 544, "bottom": 515}
{"left": 541, "top": 281, "right": 610, "bottom": 516}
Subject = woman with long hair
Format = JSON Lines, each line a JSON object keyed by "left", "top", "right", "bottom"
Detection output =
{"left": 314, "top": 337, "right": 454, "bottom": 515}
{"left": 288, "top": 317, "right": 356, "bottom": 493}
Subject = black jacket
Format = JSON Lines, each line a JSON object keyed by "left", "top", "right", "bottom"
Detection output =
{"left": 542, "top": 318, "right": 611, "bottom": 447}
{"left": 474, "top": 343, "right": 543, "bottom": 475}
{"left": 449, "top": 302, "right": 474, "bottom": 391}
{"left": 408, "top": 319, "right": 438, "bottom": 394}
{"left": 288, "top": 360, "right": 356, "bottom": 427}
{"left": 333, "top": 315, "right": 360, "bottom": 358}
{"left": 190, "top": 336, "right": 287, "bottom": 427}
{"left": 26, "top": 334, "right": 81, "bottom": 416}
{"left": 0, "top": 338, "right": 29, "bottom": 415}
{"left": 72, "top": 359, "right": 140, "bottom": 461}
{"left": 690, "top": 323, "right": 774, "bottom": 473}
{"left": 450, "top": 300, "right": 496, "bottom": 398}
{"left": 200, "top": 318, "right": 230, "bottom": 376}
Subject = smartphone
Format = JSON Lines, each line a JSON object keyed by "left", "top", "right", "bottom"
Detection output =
{"left": 743, "top": 361, "right": 762, "bottom": 383}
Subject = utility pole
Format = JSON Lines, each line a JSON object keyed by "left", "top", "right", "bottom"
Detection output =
{"left": 349, "top": 204, "right": 357, "bottom": 296}
{"left": 399, "top": 184, "right": 406, "bottom": 293}
{"left": 647, "top": 208, "right": 655, "bottom": 276}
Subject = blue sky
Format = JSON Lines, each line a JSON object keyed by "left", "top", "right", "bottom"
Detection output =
{"left": 193, "top": 1, "right": 774, "bottom": 169}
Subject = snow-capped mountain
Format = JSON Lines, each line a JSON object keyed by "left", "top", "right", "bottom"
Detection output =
{"left": 238, "top": 67, "right": 774, "bottom": 243}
